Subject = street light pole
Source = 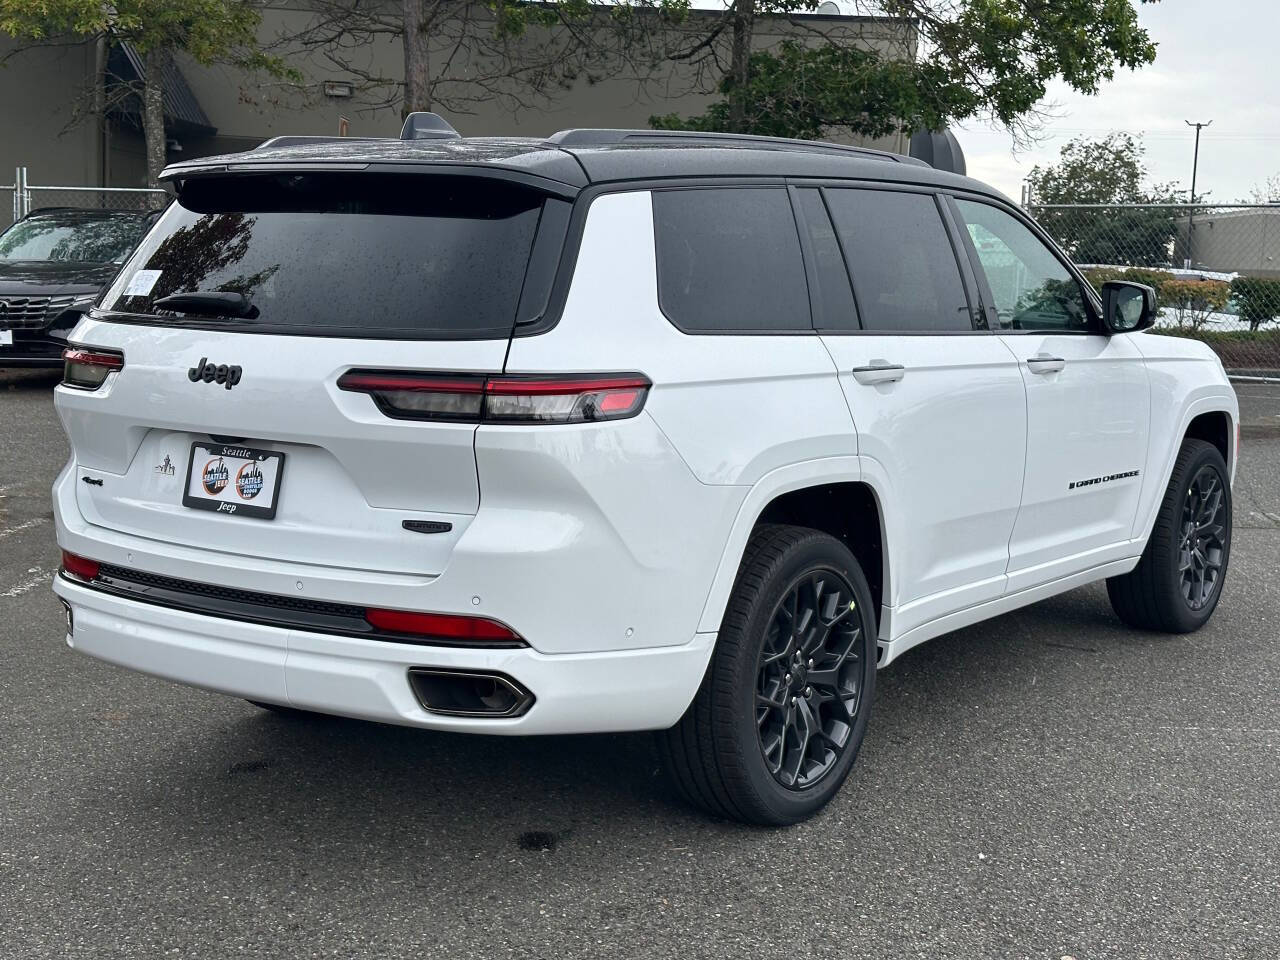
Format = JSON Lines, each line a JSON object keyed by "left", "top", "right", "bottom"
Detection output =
{"left": 1184, "top": 120, "right": 1212, "bottom": 267}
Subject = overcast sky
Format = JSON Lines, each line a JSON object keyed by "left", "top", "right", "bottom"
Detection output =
{"left": 953, "top": 0, "right": 1280, "bottom": 204}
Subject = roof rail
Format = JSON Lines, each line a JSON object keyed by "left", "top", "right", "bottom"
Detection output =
{"left": 401, "top": 112, "right": 461, "bottom": 141}
{"left": 546, "top": 128, "right": 928, "bottom": 166}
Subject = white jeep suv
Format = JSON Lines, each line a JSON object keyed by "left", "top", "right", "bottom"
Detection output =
{"left": 52, "top": 119, "right": 1238, "bottom": 825}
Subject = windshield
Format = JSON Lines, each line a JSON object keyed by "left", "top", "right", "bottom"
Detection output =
{"left": 99, "top": 173, "right": 549, "bottom": 339}
{"left": 0, "top": 213, "right": 149, "bottom": 263}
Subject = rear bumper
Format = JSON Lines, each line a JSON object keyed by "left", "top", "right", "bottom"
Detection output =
{"left": 53, "top": 574, "right": 714, "bottom": 734}
{"left": 0, "top": 326, "right": 68, "bottom": 367}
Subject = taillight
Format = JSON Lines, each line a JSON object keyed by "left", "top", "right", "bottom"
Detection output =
{"left": 337, "top": 371, "right": 651, "bottom": 424}
{"left": 62, "top": 347, "right": 124, "bottom": 390}
{"left": 60, "top": 550, "right": 100, "bottom": 581}
{"left": 364, "top": 608, "right": 523, "bottom": 645}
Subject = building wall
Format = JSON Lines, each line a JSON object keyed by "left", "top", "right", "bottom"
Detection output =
{"left": 0, "top": 37, "right": 101, "bottom": 186}
{"left": 3, "top": 7, "right": 913, "bottom": 189}
{"left": 1177, "top": 211, "right": 1280, "bottom": 280}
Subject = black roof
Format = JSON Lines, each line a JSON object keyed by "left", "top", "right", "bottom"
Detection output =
{"left": 160, "top": 127, "right": 1003, "bottom": 201}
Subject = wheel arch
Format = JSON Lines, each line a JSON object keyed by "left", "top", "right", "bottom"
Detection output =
{"left": 1133, "top": 393, "right": 1238, "bottom": 545}
{"left": 1185, "top": 409, "right": 1233, "bottom": 472}
{"left": 697, "top": 458, "right": 893, "bottom": 650}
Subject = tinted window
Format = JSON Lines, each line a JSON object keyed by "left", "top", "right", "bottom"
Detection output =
{"left": 794, "top": 189, "right": 858, "bottom": 331}
{"left": 653, "top": 187, "right": 810, "bottom": 332}
{"left": 0, "top": 212, "right": 149, "bottom": 263}
{"left": 954, "top": 199, "right": 1090, "bottom": 332}
{"left": 824, "top": 189, "right": 972, "bottom": 333}
{"left": 100, "top": 173, "right": 546, "bottom": 339}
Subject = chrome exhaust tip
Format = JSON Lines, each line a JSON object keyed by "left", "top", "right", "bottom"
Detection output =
{"left": 407, "top": 668, "right": 534, "bottom": 718}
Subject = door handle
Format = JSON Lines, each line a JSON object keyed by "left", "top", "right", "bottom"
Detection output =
{"left": 850, "top": 361, "right": 905, "bottom": 385}
{"left": 1026, "top": 354, "right": 1066, "bottom": 375}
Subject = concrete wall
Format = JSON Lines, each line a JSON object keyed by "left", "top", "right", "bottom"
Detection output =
{"left": 0, "top": 37, "right": 101, "bottom": 186}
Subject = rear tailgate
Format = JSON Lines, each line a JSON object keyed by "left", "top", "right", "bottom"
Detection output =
{"left": 56, "top": 170, "right": 572, "bottom": 577}
{"left": 60, "top": 323, "right": 499, "bottom": 576}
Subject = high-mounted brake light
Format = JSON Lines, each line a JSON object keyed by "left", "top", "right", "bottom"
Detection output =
{"left": 364, "top": 608, "right": 523, "bottom": 645}
{"left": 62, "top": 347, "right": 124, "bottom": 390}
{"left": 337, "top": 371, "right": 651, "bottom": 424}
{"left": 60, "top": 550, "right": 100, "bottom": 581}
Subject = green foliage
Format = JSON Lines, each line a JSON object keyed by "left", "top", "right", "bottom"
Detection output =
{"left": 648, "top": 0, "right": 1158, "bottom": 141}
{"left": 1079, "top": 266, "right": 1128, "bottom": 293}
{"left": 0, "top": 0, "right": 296, "bottom": 76}
{"left": 1161, "top": 278, "right": 1230, "bottom": 331}
{"left": 653, "top": 41, "right": 979, "bottom": 140}
{"left": 1121, "top": 268, "right": 1172, "bottom": 296}
{"left": 1027, "top": 133, "right": 1185, "bottom": 267}
{"left": 1230, "top": 276, "right": 1280, "bottom": 332}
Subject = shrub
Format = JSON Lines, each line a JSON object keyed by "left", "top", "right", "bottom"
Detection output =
{"left": 1121, "top": 267, "right": 1172, "bottom": 299}
{"left": 1080, "top": 267, "right": 1128, "bottom": 294}
{"left": 1230, "top": 276, "right": 1280, "bottom": 331}
{"left": 1160, "top": 278, "right": 1230, "bottom": 331}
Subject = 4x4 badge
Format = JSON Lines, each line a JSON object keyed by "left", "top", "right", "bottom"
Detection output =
{"left": 188, "top": 357, "right": 243, "bottom": 390}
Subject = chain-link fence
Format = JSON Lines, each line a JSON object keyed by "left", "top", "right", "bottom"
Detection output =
{"left": 1029, "top": 203, "right": 1280, "bottom": 379}
{"left": 4, "top": 167, "right": 167, "bottom": 231}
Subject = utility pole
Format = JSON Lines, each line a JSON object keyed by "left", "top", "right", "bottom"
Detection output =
{"left": 1184, "top": 120, "right": 1212, "bottom": 267}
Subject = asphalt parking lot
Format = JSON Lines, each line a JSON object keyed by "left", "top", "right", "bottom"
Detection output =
{"left": 2, "top": 369, "right": 1277, "bottom": 960}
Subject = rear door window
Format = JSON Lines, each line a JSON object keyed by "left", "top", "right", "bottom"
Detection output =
{"left": 652, "top": 187, "right": 810, "bottom": 332}
{"left": 824, "top": 188, "right": 974, "bottom": 333}
{"left": 99, "top": 173, "right": 555, "bottom": 339}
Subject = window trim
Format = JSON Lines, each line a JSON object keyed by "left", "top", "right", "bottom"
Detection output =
{"left": 650, "top": 183, "right": 817, "bottom": 337}
{"left": 942, "top": 192, "right": 1105, "bottom": 336}
{"left": 512, "top": 175, "right": 1096, "bottom": 344}
{"left": 788, "top": 185, "right": 858, "bottom": 333}
{"left": 816, "top": 183, "right": 985, "bottom": 337}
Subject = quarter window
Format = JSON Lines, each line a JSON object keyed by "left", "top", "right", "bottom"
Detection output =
{"left": 824, "top": 188, "right": 973, "bottom": 333}
{"left": 954, "top": 199, "right": 1091, "bottom": 332}
{"left": 652, "top": 187, "right": 810, "bottom": 332}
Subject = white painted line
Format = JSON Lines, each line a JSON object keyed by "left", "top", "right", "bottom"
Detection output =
{"left": 0, "top": 516, "right": 50, "bottom": 541}
{"left": 0, "top": 567, "right": 52, "bottom": 598}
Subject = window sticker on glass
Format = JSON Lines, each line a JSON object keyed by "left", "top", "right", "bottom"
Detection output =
{"left": 123, "top": 269, "right": 162, "bottom": 298}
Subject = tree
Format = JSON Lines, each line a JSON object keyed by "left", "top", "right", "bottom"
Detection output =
{"left": 1026, "top": 133, "right": 1186, "bottom": 266}
{"left": 642, "top": 0, "right": 1160, "bottom": 141}
{"left": 274, "top": 0, "right": 611, "bottom": 117}
{"left": 1244, "top": 174, "right": 1280, "bottom": 205}
{"left": 1231, "top": 277, "right": 1280, "bottom": 331}
{"left": 1, "top": 0, "right": 295, "bottom": 188}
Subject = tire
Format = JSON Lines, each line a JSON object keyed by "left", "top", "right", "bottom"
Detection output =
{"left": 1107, "top": 438, "right": 1232, "bottom": 633}
{"left": 658, "top": 524, "right": 877, "bottom": 826}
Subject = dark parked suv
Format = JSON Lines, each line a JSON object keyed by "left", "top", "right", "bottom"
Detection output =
{"left": 0, "top": 207, "right": 156, "bottom": 366}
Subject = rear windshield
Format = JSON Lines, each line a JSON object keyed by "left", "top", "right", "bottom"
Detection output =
{"left": 99, "top": 173, "right": 551, "bottom": 339}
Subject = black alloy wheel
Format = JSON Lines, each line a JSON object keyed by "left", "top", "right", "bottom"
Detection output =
{"left": 756, "top": 569, "right": 865, "bottom": 790}
{"left": 1179, "top": 464, "right": 1228, "bottom": 611}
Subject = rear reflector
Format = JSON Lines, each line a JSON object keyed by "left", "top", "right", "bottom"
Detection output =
{"left": 61, "top": 550, "right": 100, "bottom": 581}
{"left": 364, "top": 608, "right": 523, "bottom": 644}
{"left": 337, "top": 370, "right": 651, "bottom": 424}
{"left": 62, "top": 347, "right": 124, "bottom": 390}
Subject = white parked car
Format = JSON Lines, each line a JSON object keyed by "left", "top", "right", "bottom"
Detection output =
{"left": 52, "top": 118, "right": 1238, "bottom": 825}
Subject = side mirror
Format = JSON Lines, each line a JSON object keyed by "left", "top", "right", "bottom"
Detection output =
{"left": 1101, "top": 281, "right": 1157, "bottom": 334}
